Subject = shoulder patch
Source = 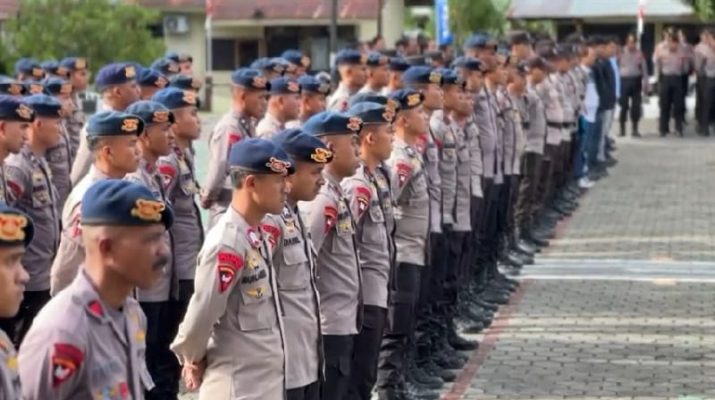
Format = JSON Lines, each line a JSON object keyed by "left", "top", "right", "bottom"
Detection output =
{"left": 261, "top": 223, "right": 281, "bottom": 248}
{"left": 324, "top": 205, "right": 338, "bottom": 233}
{"left": 395, "top": 162, "right": 412, "bottom": 187}
{"left": 157, "top": 163, "right": 177, "bottom": 189}
{"left": 52, "top": 343, "right": 84, "bottom": 388}
{"left": 6, "top": 178, "right": 23, "bottom": 200}
{"left": 217, "top": 250, "right": 243, "bottom": 293}
{"left": 228, "top": 132, "right": 242, "bottom": 146}
{"left": 355, "top": 186, "right": 371, "bottom": 217}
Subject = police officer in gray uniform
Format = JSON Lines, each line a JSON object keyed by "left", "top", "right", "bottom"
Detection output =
{"left": 286, "top": 75, "right": 331, "bottom": 129}
{"left": 44, "top": 77, "right": 76, "bottom": 212}
{"left": 376, "top": 89, "right": 434, "bottom": 400}
{"left": 201, "top": 68, "right": 268, "bottom": 228}
{"left": 655, "top": 33, "right": 689, "bottom": 137}
{"left": 266, "top": 129, "right": 331, "bottom": 400}
{"left": 344, "top": 100, "right": 397, "bottom": 400}
{"left": 301, "top": 111, "right": 363, "bottom": 400}
{"left": 4, "top": 94, "right": 61, "bottom": 345}
{"left": 124, "top": 99, "right": 180, "bottom": 399}
{"left": 359, "top": 52, "right": 391, "bottom": 95}
{"left": 59, "top": 57, "right": 90, "bottom": 160}
{"left": 0, "top": 203, "right": 33, "bottom": 400}
{"left": 619, "top": 32, "right": 648, "bottom": 137}
{"left": 172, "top": 139, "right": 289, "bottom": 400}
{"left": 695, "top": 28, "right": 715, "bottom": 136}
{"left": 19, "top": 179, "right": 173, "bottom": 399}
{"left": 49, "top": 111, "right": 142, "bottom": 295}
{"left": 381, "top": 57, "right": 410, "bottom": 96}
{"left": 327, "top": 50, "right": 367, "bottom": 111}
{"left": 256, "top": 77, "right": 302, "bottom": 139}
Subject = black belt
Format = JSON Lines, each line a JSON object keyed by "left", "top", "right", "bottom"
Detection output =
{"left": 546, "top": 121, "right": 563, "bottom": 129}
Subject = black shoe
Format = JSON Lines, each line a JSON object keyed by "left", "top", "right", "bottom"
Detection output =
{"left": 434, "top": 351, "right": 466, "bottom": 370}
{"left": 527, "top": 233, "right": 549, "bottom": 247}
{"left": 514, "top": 251, "right": 534, "bottom": 265}
{"left": 605, "top": 157, "right": 618, "bottom": 168}
{"left": 479, "top": 290, "right": 510, "bottom": 305}
{"left": 632, "top": 128, "right": 641, "bottom": 138}
{"left": 449, "top": 330, "right": 478, "bottom": 351}
{"left": 407, "top": 365, "right": 444, "bottom": 390}
{"left": 474, "top": 297, "right": 499, "bottom": 312}
{"left": 499, "top": 251, "right": 523, "bottom": 268}
{"left": 378, "top": 387, "right": 409, "bottom": 400}
{"left": 404, "top": 382, "right": 440, "bottom": 400}
{"left": 420, "top": 359, "right": 457, "bottom": 382}
{"left": 677, "top": 130, "right": 684, "bottom": 137}
{"left": 516, "top": 239, "right": 537, "bottom": 255}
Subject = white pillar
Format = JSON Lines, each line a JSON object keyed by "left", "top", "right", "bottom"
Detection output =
{"left": 381, "top": 0, "right": 405, "bottom": 48}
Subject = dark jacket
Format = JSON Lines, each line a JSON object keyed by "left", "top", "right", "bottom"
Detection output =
{"left": 594, "top": 58, "right": 616, "bottom": 111}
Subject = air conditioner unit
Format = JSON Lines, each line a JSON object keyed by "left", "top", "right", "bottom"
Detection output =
{"left": 164, "top": 15, "right": 190, "bottom": 35}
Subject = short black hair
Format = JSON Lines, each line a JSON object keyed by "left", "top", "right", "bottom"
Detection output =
{"left": 507, "top": 30, "right": 531, "bottom": 46}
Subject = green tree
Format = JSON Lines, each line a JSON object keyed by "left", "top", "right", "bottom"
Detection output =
{"left": 449, "top": 0, "right": 507, "bottom": 47}
{"left": 691, "top": 0, "right": 715, "bottom": 19}
{"left": 3, "top": 0, "right": 164, "bottom": 76}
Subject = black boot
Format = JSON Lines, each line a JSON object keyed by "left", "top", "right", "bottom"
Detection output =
{"left": 619, "top": 121, "right": 626, "bottom": 137}
{"left": 632, "top": 123, "right": 641, "bottom": 138}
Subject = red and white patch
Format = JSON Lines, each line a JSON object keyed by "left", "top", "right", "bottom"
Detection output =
{"left": 415, "top": 134, "right": 428, "bottom": 154}
{"left": 6, "top": 180, "right": 23, "bottom": 200}
{"left": 261, "top": 223, "right": 281, "bottom": 248}
{"left": 217, "top": 251, "right": 243, "bottom": 293}
{"left": 246, "top": 228, "right": 261, "bottom": 248}
{"left": 355, "top": 186, "right": 371, "bottom": 217}
{"left": 157, "top": 163, "right": 177, "bottom": 189}
{"left": 51, "top": 343, "right": 84, "bottom": 388}
{"left": 395, "top": 163, "right": 412, "bottom": 188}
{"left": 228, "top": 132, "right": 242, "bottom": 146}
{"left": 86, "top": 300, "right": 104, "bottom": 319}
{"left": 324, "top": 206, "right": 338, "bottom": 233}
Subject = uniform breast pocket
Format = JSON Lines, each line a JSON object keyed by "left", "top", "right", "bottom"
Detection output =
{"left": 443, "top": 145, "right": 457, "bottom": 162}
{"left": 179, "top": 174, "right": 199, "bottom": 195}
{"left": 425, "top": 148, "right": 438, "bottom": 163}
{"left": 457, "top": 145, "right": 469, "bottom": 163}
{"left": 278, "top": 243, "right": 309, "bottom": 290}
{"left": 31, "top": 183, "right": 52, "bottom": 208}
{"left": 362, "top": 207, "right": 387, "bottom": 244}
{"left": 330, "top": 229, "right": 353, "bottom": 255}
{"left": 238, "top": 274, "right": 275, "bottom": 331}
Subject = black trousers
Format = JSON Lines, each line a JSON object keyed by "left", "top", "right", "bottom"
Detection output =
{"left": 288, "top": 380, "right": 321, "bottom": 400}
{"left": 421, "top": 232, "right": 445, "bottom": 310}
{"left": 620, "top": 76, "right": 643, "bottom": 127}
{"left": 377, "top": 263, "right": 422, "bottom": 389}
{"left": 696, "top": 75, "right": 705, "bottom": 127}
{"left": 659, "top": 74, "right": 685, "bottom": 134}
{"left": 322, "top": 334, "right": 355, "bottom": 400}
{"left": 446, "top": 230, "right": 469, "bottom": 306}
{"left": 0, "top": 290, "right": 51, "bottom": 346}
{"left": 348, "top": 305, "right": 387, "bottom": 400}
{"left": 701, "top": 77, "right": 715, "bottom": 134}
{"left": 514, "top": 153, "right": 542, "bottom": 234}
{"left": 468, "top": 196, "right": 484, "bottom": 283}
{"left": 535, "top": 145, "right": 556, "bottom": 220}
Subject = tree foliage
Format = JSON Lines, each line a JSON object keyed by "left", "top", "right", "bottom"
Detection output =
{"left": 2, "top": 0, "right": 165, "bottom": 76}
{"left": 449, "top": 0, "right": 507, "bottom": 47}
{"left": 691, "top": 0, "right": 715, "bottom": 20}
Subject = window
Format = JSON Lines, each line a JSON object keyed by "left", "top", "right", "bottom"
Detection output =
{"left": 212, "top": 39, "right": 237, "bottom": 71}
{"left": 237, "top": 41, "right": 260, "bottom": 67}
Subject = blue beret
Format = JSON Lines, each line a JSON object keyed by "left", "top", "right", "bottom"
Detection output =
{"left": 271, "top": 58, "right": 296, "bottom": 75}
{"left": 269, "top": 77, "right": 301, "bottom": 95}
{"left": 24, "top": 94, "right": 62, "bottom": 118}
{"left": 0, "top": 76, "right": 25, "bottom": 96}
{"left": 403, "top": 66, "right": 443, "bottom": 86}
{"left": 451, "top": 56, "right": 484, "bottom": 71}
{"left": 0, "top": 95, "right": 35, "bottom": 122}
{"left": 15, "top": 58, "right": 44, "bottom": 80}
{"left": 96, "top": 63, "right": 137, "bottom": 90}
{"left": 22, "top": 80, "right": 44, "bottom": 96}
{"left": 348, "top": 101, "right": 397, "bottom": 125}
{"left": 231, "top": 68, "right": 270, "bottom": 90}
{"left": 169, "top": 74, "right": 202, "bottom": 91}
{"left": 389, "top": 88, "right": 424, "bottom": 111}
{"left": 366, "top": 52, "right": 389, "bottom": 67}
{"left": 336, "top": 49, "right": 367, "bottom": 66}
{"left": 125, "top": 100, "right": 175, "bottom": 126}
{"left": 249, "top": 57, "right": 269, "bottom": 70}
{"left": 137, "top": 67, "right": 169, "bottom": 89}
{"left": 81, "top": 179, "right": 173, "bottom": 229}
{"left": 59, "top": 57, "right": 89, "bottom": 72}
{"left": 464, "top": 33, "right": 496, "bottom": 49}
{"left": 86, "top": 111, "right": 144, "bottom": 137}
{"left": 437, "top": 68, "right": 465, "bottom": 87}
{"left": 0, "top": 202, "right": 34, "bottom": 247}
{"left": 303, "top": 111, "right": 363, "bottom": 137}
{"left": 228, "top": 137, "right": 294, "bottom": 175}
{"left": 281, "top": 50, "right": 311, "bottom": 68}
{"left": 389, "top": 57, "right": 411, "bottom": 72}
{"left": 43, "top": 77, "right": 73, "bottom": 96}
{"left": 165, "top": 51, "right": 192, "bottom": 63}
{"left": 151, "top": 87, "right": 198, "bottom": 110}
{"left": 41, "top": 61, "right": 69, "bottom": 78}
{"left": 272, "top": 129, "right": 333, "bottom": 164}
{"left": 297, "top": 75, "right": 330, "bottom": 95}
{"left": 150, "top": 58, "right": 179, "bottom": 76}
{"left": 348, "top": 93, "right": 388, "bottom": 108}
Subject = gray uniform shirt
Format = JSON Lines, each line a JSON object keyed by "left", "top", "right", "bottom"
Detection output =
{"left": 464, "top": 115, "right": 484, "bottom": 198}
{"left": 157, "top": 145, "right": 204, "bottom": 282}
{"left": 0, "top": 330, "right": 20, "bottom": 400}
{"left": 50, "top": 166, "right": 110, "bottom": 296}
{"left": 474, "top": 88, "right": 502, "bottom": 183}
{"left": 6, "top": 147, "right": 60, "bottom": 291}
{"left": 326, "top": 83, "right": 353, "bottom": 112}
{"left": 655, "top": 45, "right": 691, "bottom": 76}
{"left": 422, "top": 121, "right": 442, "bottom": 233}
{"left": 524, "top": 85, "right": 546, "bottom": 155}
{"left": 263, "top": 203, "right": 322, "bottom": 389}
{"left": 495, "top": 89, "right": 517, "bottom": 176}
{"left": 510, "top": 93, "right": 527, "bottom": 174}
{"left": 19, "top": 271, "right": 153, "bottom": 399}
{"left": 301, "top": 171, "right": 362, "bottom": 335}
{"left": 620, "top": 47, "right": 648, "bottom": 79}
{"left": 537, "top": 77, "right": 564, "bottom": 146}
{"left": 46, "top": 125, "right": 73, "bottom": 212}
{"left": 385, "top": 137, "right": 429, "bottom": 266}
{"left": 203, "top": 111, "right": 254, "bottom": 229}
{"left": 125, "top": 159, "right": 175, "bottom": 302}
{"left": 171, "top": 207, "right": 286, "bottom": 400}
{"left": 65, "top": 94, "right": 87, "bottom": 160}
{"left": 452, "top": 119, "right": 471, "bottom": 232}
{"left": 255, "top": 111, "right": 285, "bottom": 139}
{"left": 429, "top": 111, "right": 457, "bottom": 227}
{"left": 70, "top": 124, "right": 92, "bottom": 186}
{"left": 342, "top": 163, "right": 395, "bottom": 308}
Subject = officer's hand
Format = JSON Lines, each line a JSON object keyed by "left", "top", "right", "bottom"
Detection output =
{"left": 199, "top": 195, "right": 213, "bottom": 209}
{"left": 182, "top": 359, "right": 207, "bottom": 391}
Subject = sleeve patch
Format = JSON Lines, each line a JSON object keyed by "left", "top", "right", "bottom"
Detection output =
{"left": 355, "top": 186, "right": 371, "bottom": 217}
{"left": 157, "top": 163, "right": 177, "bottom": 189}
{"left": 52, "top": 343, "right": 84, "bottom": 388}
{"left": 217, "top": 250, "right": 243, "bottom": 293}
{"left": 6, "top": 179, "right": 23, "bottom": 200}
{"left": 324, "top": 206, "right": 338, "bottom": 233}
{"left": 228, "top": 132, "right": 242, "bottom": 146}
{"left": 395, "top": 162, "right": 412, "bottom": 187}
{"left": 261, "top": 223, "right": 281, "bottom": 248}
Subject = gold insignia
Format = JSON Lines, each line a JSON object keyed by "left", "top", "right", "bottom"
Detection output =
{"left": 125, "top": 65, "right": 136, "bottom": 79}
{"left": 252, "top": 76, "right": 267, "bottom": 89}
{"left": 265, "top": 157, "right": 291, "bottom": 174}
{"left": 7, "top": 356, "right": 17, "bottom": 371}
{"left": 382, "top": 107, "right": 396, "bottom": 122}
{"left": 301, "top": 56, "right": 311, "bottom": 67}
{"left": 247, "top": 250, "right": 261, "bottom": 270}
{"left": 407, "top": 93, "right": 422, "bottom": 107}
{"left": 0, "top": 213, "right": 27, "bottom": 241}
{"left": 75, "top": 58, "right": 87, "bottom": 69}
{"left": 318, "top": 83, "right": 331, "bottom": 94}
{"left": 130, "top": 198, "right": 165, "bottom": 222}
{"left": 32, "top": 68, "right": 44, "bottom": 78}
{"left": 134, "top": 329, "right": 145, "bottom": 342}
{"left": 60, "top": 83, "right": 73, "bottom": 95}
{"left": 121, "top": 118, "right": 140, "bottom": 132}
{"left": 347, "top": 116, "right": 362, "bottom": 132}
{"left": 429, "top": 71, "right": 442, "bottom": 84}
{"left": 8, "top": 84, "right": 22, "bottom": 96}
{"left": 152, "top": 111, "right": 169, "bottom": 123}
{"left": 29, "top": 84, "right": 43, "bottom": 94}
{"left": 155, "top": 76, "right": 168, "bottom": 88}
{"left": 310, "top": 147, "right": 333, "bottom": 163}
{"left": 387, "top": 98, "right": 400, "bottom": 111}
{"left": 182, "top": 90, "right": 197, "bottom": 105}
{"left": 246, "top": 286, "right": 266, "bottom": 298}
{"left": 287, "top": 81, "right": 300, "bottom": 93}
{"left": 56, "top": 66, "right": 69, "bottom": 77}
{"left": 15, "top": 104, "right": 33, "bottom": 120}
